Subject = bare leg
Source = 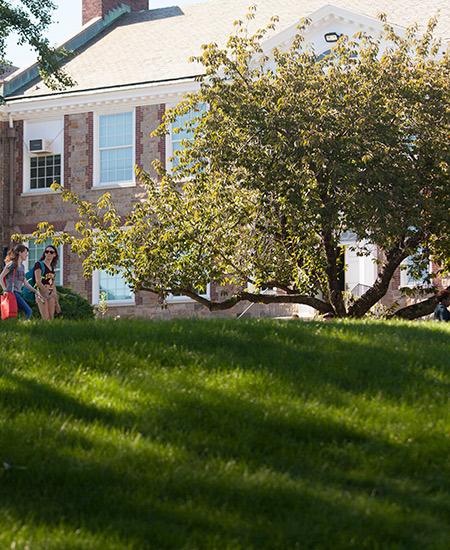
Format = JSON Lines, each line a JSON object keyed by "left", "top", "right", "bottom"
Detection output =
{"left": 47, "top": 292, "right": 56, "bottom": 320}
{"left": 37, "top": 296, "right": 50, "bottom": 320}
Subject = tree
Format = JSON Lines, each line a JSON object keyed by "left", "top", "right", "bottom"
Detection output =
{"left": 0, "top": 0, "right": 73, "bottom": 98}
{"left": 26, "top": 10, "right": 450, "bottom": 318}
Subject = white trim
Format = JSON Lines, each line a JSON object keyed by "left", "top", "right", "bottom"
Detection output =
{"left": 90, "top": 182, "right": 136, "bottom": 190}
{"left": 2, "top": 79, "right": 199, "bottom": 120}
{"left": 91, "top": 269, "right": 135, "bottom": 306}
{"left": 93, "top": 108, "right": 136, "bottom": 188}
{"left": 21, "top": 188, "right": 63, "bottom": 197}
{"left": 261, "top": 5, "right": 388, "bottom": 55}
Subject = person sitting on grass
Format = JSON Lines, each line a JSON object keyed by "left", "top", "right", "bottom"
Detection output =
{"left": 34, "top": 245, "right": 61, "bottom": 321}
{"left": 433, "top": 289, "right": 450, "bottom": 322}
{"left": 0, "top": 244, "right": 43, "bottom": 320}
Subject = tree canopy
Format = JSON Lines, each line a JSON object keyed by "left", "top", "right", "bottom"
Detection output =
{"left": 0, "top": 0, "right": 73, "bottom": 97}
{"left": 28, "top": 10, "right": 450, "bottom": 318}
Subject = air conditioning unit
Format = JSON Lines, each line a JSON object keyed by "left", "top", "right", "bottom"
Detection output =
{"left": 29, "top": 139, "right": 53, "bottom": 154}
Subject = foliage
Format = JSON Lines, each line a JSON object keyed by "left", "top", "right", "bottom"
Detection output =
{"left": 94, "top": 290, "right": 109, "bottom": 318}
{"left": 55, "top": 286, "right": 94, "bottom": 320}
{"left": 26, "top": 9, "right": 450, "bottom": 318}
{"left": 0, "top": 0, "right": 74, "bottom": 99}
{"left": 0, "top": 318, "right": 449, "bottom": 548}
{"left": 30, "top": 286, "right": 94, "bottom": 320}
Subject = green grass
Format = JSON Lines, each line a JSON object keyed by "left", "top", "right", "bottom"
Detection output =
{"left": 0, "top": 319, "right": 449, "bottom": 549}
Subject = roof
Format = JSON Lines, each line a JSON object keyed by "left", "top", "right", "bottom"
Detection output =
{"left": 7, "top": 0, "right": 450, "bottom": 98}
{"left": 0, "top": 64, "right": 18, "bottom": 83}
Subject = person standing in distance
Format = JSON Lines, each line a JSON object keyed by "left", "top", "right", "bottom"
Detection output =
{"left": 34, "top": 245, "right": 61, "bottom": 320}
{"left": 433, "top": 289, "right": 450, "bottom": 322}
{"left": 0, "top": 244, "right": 42, "bottom": 320}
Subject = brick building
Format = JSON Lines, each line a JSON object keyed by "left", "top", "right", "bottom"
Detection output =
{"left": 0, "top": 0, "right": 448, "bottom": 318}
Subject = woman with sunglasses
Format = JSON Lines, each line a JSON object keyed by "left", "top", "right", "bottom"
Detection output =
{"left": 35, "top": 245, "right": 61, "bottom": 320}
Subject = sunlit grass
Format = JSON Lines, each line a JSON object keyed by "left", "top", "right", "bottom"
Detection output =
{"left": 0, "top": 318, "right": 449, "bottom": 549}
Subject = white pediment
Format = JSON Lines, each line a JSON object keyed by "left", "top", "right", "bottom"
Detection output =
{"left": 261, "top": 4, "right": 388, "bottom": 57}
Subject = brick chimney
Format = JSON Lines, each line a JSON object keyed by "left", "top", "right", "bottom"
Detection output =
{"left": 82, "top": 1, "right": 148, "bottom": 26}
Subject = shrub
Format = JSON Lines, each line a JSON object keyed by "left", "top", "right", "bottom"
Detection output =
{"left": 31, "top": 286, "right": 94, "bottom": 320}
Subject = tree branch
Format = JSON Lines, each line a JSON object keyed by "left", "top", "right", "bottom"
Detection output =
{"left": 140, "top": 286, "right": 333, "bottom": 314}
{"left": 348, "top": 233, "right": 424, "bottom": 318}
{"left": 185, "top": 289, "right": 333, "bottom": 313}
{"left": 390, "top": 286, "right": 450, "bottom": 320}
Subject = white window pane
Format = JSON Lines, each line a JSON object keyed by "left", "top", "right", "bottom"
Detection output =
{"left": 99, "top": 112, "right": 133, "bottom": 148}
{"left": 405, "top": 256, "right": 429, "bottom": 285}
{"left": 99, "top": 270, "right": 133, "bottom": 302}
{"left": 100, "top": 147, "right": 133, "bottom": 183}
{"left": 171, "top": 104, "right": 207, "bottom": 165}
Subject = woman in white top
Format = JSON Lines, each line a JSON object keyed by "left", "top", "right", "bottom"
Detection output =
{"left": 0, "top": 244, "right": 42, "bottom": 320}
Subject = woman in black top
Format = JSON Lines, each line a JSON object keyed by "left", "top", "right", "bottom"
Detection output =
{"left": 35, "top": 245, "right": 61, "bottom": 320}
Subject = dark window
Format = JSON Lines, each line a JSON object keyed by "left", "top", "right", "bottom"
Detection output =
{"left": 30, "top": 155, "right": 61, "bottom": 189}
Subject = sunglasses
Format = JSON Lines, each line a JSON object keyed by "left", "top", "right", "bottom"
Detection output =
{"left": 45, "top": 250, "right": 56, "bottom": 255}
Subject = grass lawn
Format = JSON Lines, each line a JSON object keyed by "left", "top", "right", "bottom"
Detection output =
{"left": 0, "top": 318, "right": 449, "bottom": 549}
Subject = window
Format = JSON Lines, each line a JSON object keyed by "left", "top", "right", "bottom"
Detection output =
{"left": 30, "top": 155, "right": 61, "bottom": 190}
{"left": 97, "top": 111, "right": 134, "bottom": 185}
{"left": 92, "top": 270, "right": 134, "bottom": 305}
{"left": 400, "top": 255, "right": 431, "bottom": 288}
{"left": 23, "top": 118, "right": 64, "bottom": 193}
{"left": 26, "top": 239, "right": 63, "bottom": 286}
{"left": 168, "top": 104, "right": 207, "bottom": 171}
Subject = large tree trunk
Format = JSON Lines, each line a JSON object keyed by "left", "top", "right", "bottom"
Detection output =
{"left": 348, "top": 235, "right": 423, "bottom": 318}
{"left": 322, "top": 230, "right": 347, "bottom": 317}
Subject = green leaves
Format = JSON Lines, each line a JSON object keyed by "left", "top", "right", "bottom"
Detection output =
{"left": 0, "top": 0, "right": 74, "bottom": 99}
{"left": 27, "top": 9, "right": 450, "bottom": 318}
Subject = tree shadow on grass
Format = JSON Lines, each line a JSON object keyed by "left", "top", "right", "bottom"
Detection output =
{"left": 0, "top": 367, "right": 139, "bottom": 429}
{"left": 6, "top": 319, "right": 448, "bottom": 405}
{"left": 0, "top": 372, "right": 448, "bottom": 548}
{"left": 0, "top": 319, "right": 449, "bottom": 548}
{"left": 1, "top": 392, "right": 446, "bottom": 549}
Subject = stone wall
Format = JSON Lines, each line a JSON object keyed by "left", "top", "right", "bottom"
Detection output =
{"left": 0, "top": 121, "right": 8, "bottom": 248}
{"left": 6, "top": 103, "right": 217, "bottom": 318}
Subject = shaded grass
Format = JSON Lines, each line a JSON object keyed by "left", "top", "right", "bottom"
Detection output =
{"left": 0, "top": 318, "right": 449, "bottom": 549}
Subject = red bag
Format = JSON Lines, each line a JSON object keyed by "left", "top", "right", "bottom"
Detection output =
{"left": 1, "top": 292, "right": 18, "bottom": 320}
{"left": 1, "top": 267, "right": 18, "bottom": 320}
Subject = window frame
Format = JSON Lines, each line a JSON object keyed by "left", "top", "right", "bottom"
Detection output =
{"left": 92, "top": 269, "right": 135, "bottom": 307}
{"left": 29, "top": 154, "right": 62, "bottom": 191}
{"left": 165, "top": 103, "right": 208, "bottom": 174}
{"left": 23, "top": 118, "right": 65, "bottom": 195}
{"left": 93, "top": 109, "right": 136, "bottom": 188}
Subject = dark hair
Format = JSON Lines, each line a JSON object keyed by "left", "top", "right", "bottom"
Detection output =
{"left": 39, "top": 245, "right": 59, "bottom": 270}
{"left": 436, "top": 289, "right": 450, "bottom": 303}
{"left": 5, "top": 244, "right": 29, "bottom": 268}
